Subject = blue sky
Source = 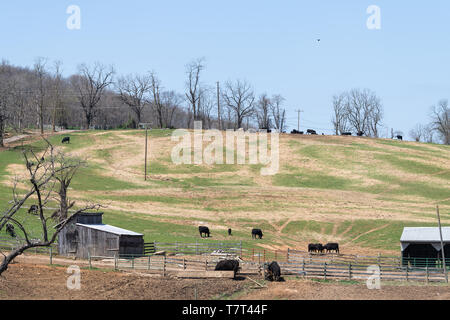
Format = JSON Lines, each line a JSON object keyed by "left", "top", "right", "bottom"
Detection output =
{"left": 1, "top": 1, "right": 449, "bottom": 136}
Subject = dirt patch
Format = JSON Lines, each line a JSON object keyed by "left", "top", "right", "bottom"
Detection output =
{"left": 240, "top": 278, "right": 450, "bottom": 300}
{"left": 0, "top": 262, "right": 250, "bottom": 300}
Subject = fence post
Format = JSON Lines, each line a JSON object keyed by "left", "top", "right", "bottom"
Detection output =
{"left": 163, "top": 256, "right": 166, "bottom": 277}
{"left": 252, "top": 248, "right": 254, "bottom": 262}
{"left": 183, "top": 258, "right": 186, "bottom": 270}
{"left": 379, "top": 264, "right": 382, "bottom": 280}
{"left": 147, "top": 255, "right": 151, "bottom": 271}
{"left": 205, "top": 259, "right": 208, "bottom": 271}
{"left": 132, "top": 255, "right": 135, "bottom": 269}
{"left": 426, "top": 266, "right": 429, "bottom": 284}
{"left": 348, "top": 263, "right": 352, "bottom": 280}
{"left": 49, "top": 247, "right": 52, "bottom": 265}
{"left": 406, "top": 266, "right": 409, "bottom": 281}
{"left": 324, "top": 263, "right": 327, "bottom": 280}
{"left": 196, "top": 241, "right": 199, "bottom": 255}
{"left": 115, "top": 254, "right": 118, "bottom": 271}
{"left": 88, "top": 252, "right": 91, "bottom": 269}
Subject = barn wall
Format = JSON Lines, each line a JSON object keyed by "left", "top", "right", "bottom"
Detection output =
{"left": 76, "top": 226, "right": 120, "bottom": 259}
{"left": 58, "top": 219, "right": 79, "bottom": 256}
{"left": 119, "top": 235, "right": 144, "bottom": 257}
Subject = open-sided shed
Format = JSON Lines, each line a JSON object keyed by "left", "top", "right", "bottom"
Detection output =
{"left": 400, "top": 227, "right": 450, "bottom": 267}
{"left": 58, "top": 212, "right": 144, "bottom": 259}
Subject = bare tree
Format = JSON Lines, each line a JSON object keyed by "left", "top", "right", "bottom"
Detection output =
{"left": 71, "top": 63, "right": 115, "bottom": 129}
{"left": 0, "top": 139, "right": 101, "bottom": 275}
{"left": 116, "top": 73, "right": 152, "bottom": 126}
{"left": 271, "top": 94, "right": 286, "bottom": 132}
{"left": 198, "top": 87, "right": 215, "bottom": 129}
{"left": 430, "top": 99, "right": 450, "bottom": 145}
{"left": 33, "top": 57, "right": 48, "bottom": 134}
{"left": 255, "top": 94, "right": 272, "bottom": 130}
{"left": 340, "top": 89, "right": 383, "bottom": 137}
{"left": 160, "top": 91, "right": 183, "bottom": 129}
{"left": 50, "top": 60, "right": 65, "bottom": 132}
{"left": 331, "top": 93, "right": 350, "bottom": 135}
{"left": 148, "top": 71, "right": 165, "bottom": 128}
{"left": 222, "top": 80, "right": 255, "bottom": 129}
{"left": 185, "top": 58, "right": 205, "bottom": 123}
{"left": 409, "top": 123, "right": 426, "bottom": 142}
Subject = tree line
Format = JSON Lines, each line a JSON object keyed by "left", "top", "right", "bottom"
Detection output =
{"left": 331, "top": 88, "right": 449, "bottom": 145}
{"left": 0, "top": 58, "right": 287, "bottom": 146}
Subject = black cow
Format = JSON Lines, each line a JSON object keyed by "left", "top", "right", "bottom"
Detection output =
{"left": 198, "top": 226, "right": 210, "bottom": 238}
{"left": 28, "top": 205, "right": 39, "bottom": 215}
{"left": 357, "top": 131, "right": 365, "bottom": 137}
{"left": 396, "top": 135, "right": 403, "bottom": 141}
{"left": 228, "top": 228, "right": 232, "bottom": 236}
{"left": 291, "top": 130, "right": 304, "bottom": 135}
{"left": 324, "top": 243, "right": 339, "bottom": 254}
{"left": 252, "top": 228, "right": 263, "bottom": 239}
{"left": 61, "top": 137, "right": 70, "bottom": 144}
{"left": 265, "top": 261, "right": 282, "bottom": 282}
{"left": 5, "top": 223, "right": 16, "bottom": 238}
{"left": 307, "top": 129, "right": 317, "bottom": 135}
{"left": 342, "top": 132, "right": 352, "bottom": 136}
{"left": 308, "top": 243, "right": 324, "bottom": 254}
{"left": 215, "top": 259, "right": 240, "bottom": 278}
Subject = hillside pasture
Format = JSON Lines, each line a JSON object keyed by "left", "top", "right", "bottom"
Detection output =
{"left": 0, "top": 130, "right": 448, "bottom": 254}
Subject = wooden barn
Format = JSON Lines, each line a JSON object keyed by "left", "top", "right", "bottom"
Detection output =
{"left": 57, "top": 212, "right": 144, "bottom": 259}
{"left": 401, "top": 227, "right": 450, "bottom": 267}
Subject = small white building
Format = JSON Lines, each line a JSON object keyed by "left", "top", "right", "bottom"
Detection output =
{"left": 400, "top": 227, "right": 450, "bottom": 267}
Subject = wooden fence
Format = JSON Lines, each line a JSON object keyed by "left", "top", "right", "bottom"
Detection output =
{"left": 279, "top": 261, "right": 447, "bottom": 283}
{"left": 87, "top": 253, "right": 448, "bottom": 284}
{"left": 153, "top": 241, "right": 243, "bottom": 256}
{"left": 287, "top": 250, "right": 402, "bottom": 267}
{"left": 89, "top": 254, "right": 261, "bottom": 276}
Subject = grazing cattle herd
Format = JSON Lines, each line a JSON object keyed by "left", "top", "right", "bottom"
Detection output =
{"left": 308, "top": 242, "right": 339, "bottom": 254}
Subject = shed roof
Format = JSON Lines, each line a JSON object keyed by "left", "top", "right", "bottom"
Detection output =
{"left": 77, "top": 223, "right": 143, "bottom": 236}
{"left": 400, "top": 227, "right": 450, "bottom": 243}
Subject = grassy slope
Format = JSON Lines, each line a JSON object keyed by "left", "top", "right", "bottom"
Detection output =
{"left": 0, "top": 130, "right": 449, "bottom": 254}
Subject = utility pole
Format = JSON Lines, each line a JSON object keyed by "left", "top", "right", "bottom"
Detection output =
{"left": 437, "top": 205, "right": 448, "bottom": 283}
{"left": 295, "top": 109, "right": 304, "bottom": 131}
{"left": 217, "top": 82, "right": 221, "bottom": 130}
{"left": 144, "top": 126, "right": 149, "bottom": 181}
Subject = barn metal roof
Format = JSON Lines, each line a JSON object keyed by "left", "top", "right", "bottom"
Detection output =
{"left": 400, "top": 227, "right": 450, "bottom": 243}
{"left": 76, "top": 223, "right": 143, "bottom": 236}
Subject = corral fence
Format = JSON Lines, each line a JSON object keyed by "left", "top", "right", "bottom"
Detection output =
{"left": 88, "top": 254, "right": 261, "bottom": 277}
{"left": 151, "top": 241, "right": 243, "bottom": 256}
{"left": 279, "top": 261, "right": 448, "bottom": 283}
